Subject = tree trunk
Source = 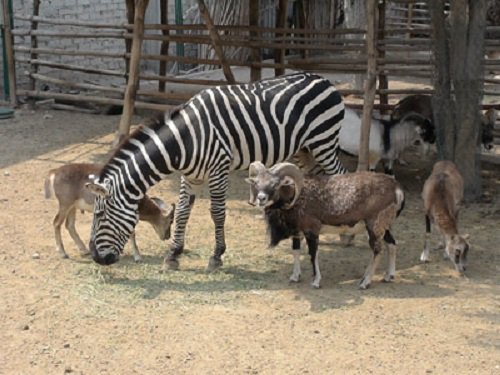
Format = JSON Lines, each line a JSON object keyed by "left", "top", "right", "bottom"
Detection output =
{"left": 430, "top": 0, "right": 488, "bottom": 200}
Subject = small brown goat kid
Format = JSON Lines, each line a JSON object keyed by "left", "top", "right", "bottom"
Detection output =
{"left": 44, "top": 163, "right": 175, "bottom": 261}
{"left": 246, "top": 162, "right": 405, "bottom": 289}
{"left": 421, "top": 160, "right": 470, "bottom": 273}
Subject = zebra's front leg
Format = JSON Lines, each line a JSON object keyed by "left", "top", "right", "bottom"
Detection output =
{"left": 164, "top": 176, "right": 197, "bottom": 270}
{"left": 206, "top": 171, "right": 230, "bottom": 272}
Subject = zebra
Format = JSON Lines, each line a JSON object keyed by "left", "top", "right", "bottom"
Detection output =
{"left": 86, "top": 72, "right": 347, "bottom": 270}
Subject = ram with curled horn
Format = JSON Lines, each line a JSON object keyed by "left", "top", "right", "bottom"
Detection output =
{"left": 246, "top": 162, "right": 406, "bottom": 289}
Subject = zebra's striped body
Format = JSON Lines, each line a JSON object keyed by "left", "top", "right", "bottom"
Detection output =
{"left": 87, "top": 72, "right": 346, "bottom": 268}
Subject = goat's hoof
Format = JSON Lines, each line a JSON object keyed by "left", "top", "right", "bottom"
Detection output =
{"left": 359, "top": 278, "right": 371, "bottom": 290}
{"left": 289, "top": 274, "right": 301, "bottom": 283}
{"left": 310, "top": 282, "right": 321, "bottom": 289}
{"left": 59, "top": 253, "right": 69, "bottom": 259}
{"left": 206, "top": 256, "right": 223, "bottom": 273}
{"left": 383, "top": 274, "right": 395, "bottom": 283}
{"left": 133, "top": 256, "right": 142, "bottom": 263}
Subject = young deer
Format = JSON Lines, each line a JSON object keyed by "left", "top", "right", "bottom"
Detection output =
{"left": 44, "top": 163, "right": 175, "bottom": 261}
{"left": 420, "top": 160, "right": 470, "bottom": 273}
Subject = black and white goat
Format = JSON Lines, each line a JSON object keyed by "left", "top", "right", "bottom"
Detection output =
{"left": 246, "top": 162, "right": 405, "bottom": 289}
{"left": 45, "top": 163, "right": 175, "bottom": 261}
{"left": 339, "top": 108, "right": 435, "bottom": 174}
{"left": 391, "top": 94, "right": 497, "bottom": 152}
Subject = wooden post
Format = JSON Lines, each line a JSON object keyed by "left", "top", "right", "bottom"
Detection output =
{"left": 124, "top": 0, "right": 135, "bottom": 81}
{"left": 357, "top": 0, "right": 378, "bottom": 172}
{"left": 158, "top": 0, "right": 169, "bottom": 92}
{"left": 116, "top": 0, "right": 149, "bottom": 146}
{"left": 274, "top": 0, "right": 288, "bottom": 76}
{"left": 2, "top": 0, "right": 16, "bottom": 106}
{"left": 28, "top": 0, "right": 40, "bottom": 108}
{"left": 377, "top": 0, "right": 388, "bottom": 114}
{"left": 196, "top": 0, "right": 235, "bottom": 84}
{"left": 249, "top": 0, "right": 261, "bottom": 82}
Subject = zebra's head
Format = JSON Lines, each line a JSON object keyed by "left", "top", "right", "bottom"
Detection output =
{"left": 86, "top": 175, "right": 139, "bottom": 266}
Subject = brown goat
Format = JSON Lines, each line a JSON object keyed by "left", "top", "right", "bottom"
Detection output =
{"left": 420, "top": 160, "right": 470, "bottom": 273}
{"left": 44, "top": 163, "right": 175, "bottom": 261}
{"left": 246, "top": 162, "right": 405, "bottom": 289}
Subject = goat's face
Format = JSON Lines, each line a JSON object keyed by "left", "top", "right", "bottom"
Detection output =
{"left": 446, "top": 234, "right": 470, "bottom": 273}
{"left": 86, "top": 177, "right": 139, "bottom": 266}
{"left": 246, "top": 173, "right": 295, "bottom": 208}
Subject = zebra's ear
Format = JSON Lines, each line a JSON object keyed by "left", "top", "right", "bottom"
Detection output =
{"left": 85, "top": 176, "right": 110, "bottom": 198}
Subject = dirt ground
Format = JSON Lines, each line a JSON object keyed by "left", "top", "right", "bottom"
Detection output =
{"left": 0, "top": 108, "right": 499, "bottom": 375}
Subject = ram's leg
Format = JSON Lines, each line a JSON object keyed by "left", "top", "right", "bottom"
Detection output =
{"left": 207, "top": 170, "right": 230, "bottom": 272}
{"left": 305, "top": 233, "right": 321, "bottom": 288}
{"left": 65, "top": 208, "right": 89, "bottom": 255}
{"left": 383, "top": 230, "right": 397, "bottom": 282}
{"left": 359, "top": 228, "right": 384, "bottom": 289}
{"left": 420, "top": 215, "right": 432, "bottom": 262}
{"left": 164, "top": 176, "right": 199, "bottom": 270}
{"left": 289, "top": 236, "right": 302, "bottom": 283}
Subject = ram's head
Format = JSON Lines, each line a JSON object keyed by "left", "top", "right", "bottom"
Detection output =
{"left": 245, "top": 162, "right": 304, "bottom": 209}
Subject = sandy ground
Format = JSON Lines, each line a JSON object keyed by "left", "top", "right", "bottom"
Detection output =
{"left": 0, "top": 108, "right": 499, "bottom": 375}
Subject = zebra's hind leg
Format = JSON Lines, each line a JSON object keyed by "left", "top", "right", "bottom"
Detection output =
{"left": 163, "top": 176, "right": 198, "bottom": 271}
{"left": 206, "top": 170, "right": 230, "bottom": 272}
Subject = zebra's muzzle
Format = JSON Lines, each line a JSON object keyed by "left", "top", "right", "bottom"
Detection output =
{"left": 90, "top": 240, "right": 119, "bottom": 266}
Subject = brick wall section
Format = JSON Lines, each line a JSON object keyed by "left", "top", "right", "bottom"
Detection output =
{"left": 14, "top": 0, "right": 129, "bottom": 89}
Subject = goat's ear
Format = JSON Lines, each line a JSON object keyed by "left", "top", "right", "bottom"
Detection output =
{"left": 463, "top": 233, "right": 470, "bottom": 241}
{"left": 150, "top": 196, "right": 167, "bottom": 211}
{"left": 85, "top": 179, "right": 110, "bottom": 198}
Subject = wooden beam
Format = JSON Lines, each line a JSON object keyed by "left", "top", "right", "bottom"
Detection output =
{"left": 116, "top": 0, "right": 149, "bottom": 146}
{"left": 274, "top": 0, "right": 289, "bottom": 76}
{"left": 358, "top": 1, "right": 378, "bottom": 172}
{"left": 377, "top": 0, "right": 388, "bottom": 114}
{"left": 124, "top": 0, "right": 135, "bottom": 78}
{"left": 158, "top": 0, "right": 170, "bottom": 92}
{"left": 2, "top": 0, "right": 17, "bottom": 106}
{"left": 249, "top": 0, "right": 261, "bottom": 82}
{"left": 196, "top": 0, "right": 235, "bottom": 84}
{"left": 29, "top": 0, "right": 40, "bottom": 95}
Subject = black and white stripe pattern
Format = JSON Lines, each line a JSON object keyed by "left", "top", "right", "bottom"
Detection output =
{"left": 88, "top": 72, "right": 346, "bottom": 267}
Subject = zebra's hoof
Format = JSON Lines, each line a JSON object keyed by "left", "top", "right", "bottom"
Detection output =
{"left": 162, "top": 258, "right": 179, "bottom": 271}
{"left": 206, "top": 256, "right": 223, "bottom": 272}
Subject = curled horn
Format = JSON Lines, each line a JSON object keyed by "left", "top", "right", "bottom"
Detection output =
{"left": 269, "top": 162, "right": 304, "bottom": 209}
{"left": 247, "top": 161, "right": 268, "bottom": 206}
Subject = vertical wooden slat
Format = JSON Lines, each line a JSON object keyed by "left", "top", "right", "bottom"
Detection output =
{"left": 124, "top": 0, "right": 135, "bottom": 81}
{"left": 274, "top": 0, "right": 288, "bottom": 76}
{"left": 158, "top": 0, "right": 169, "bottom": 92}
{"left": 2, "top": 0, "right": 16, "bottom": 106}
{"left": 358, "top": 0, "right": 378, "bottom": 172}
{"left": 249, "top": 0, "right": 261, "bottom": 82}
{"left": 196, "top": 0, "right": 235, "bottom": 84}
{"left": 116, "top": 0, "right": 149, "bottom": 146}
{"left": 377, "top": 0, "right": 388, "bottom": 114}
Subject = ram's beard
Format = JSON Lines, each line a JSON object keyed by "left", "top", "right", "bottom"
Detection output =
{"left": 265, "top": 209, "right": 299, "bottom": 247}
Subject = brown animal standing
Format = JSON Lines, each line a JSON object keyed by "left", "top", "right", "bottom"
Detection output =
{"left": 246, "top": 162, "right": 405, "bottom": 289}
{"left": 420, "top": 160, "right": 470, "bottom": 273}
{"left": 44, "top": 163, "right": 175, "bottom": 261}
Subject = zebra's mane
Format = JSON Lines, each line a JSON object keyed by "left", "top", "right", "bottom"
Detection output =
{"left": 99, "top": 116, "right": 166, "bottom": 180}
